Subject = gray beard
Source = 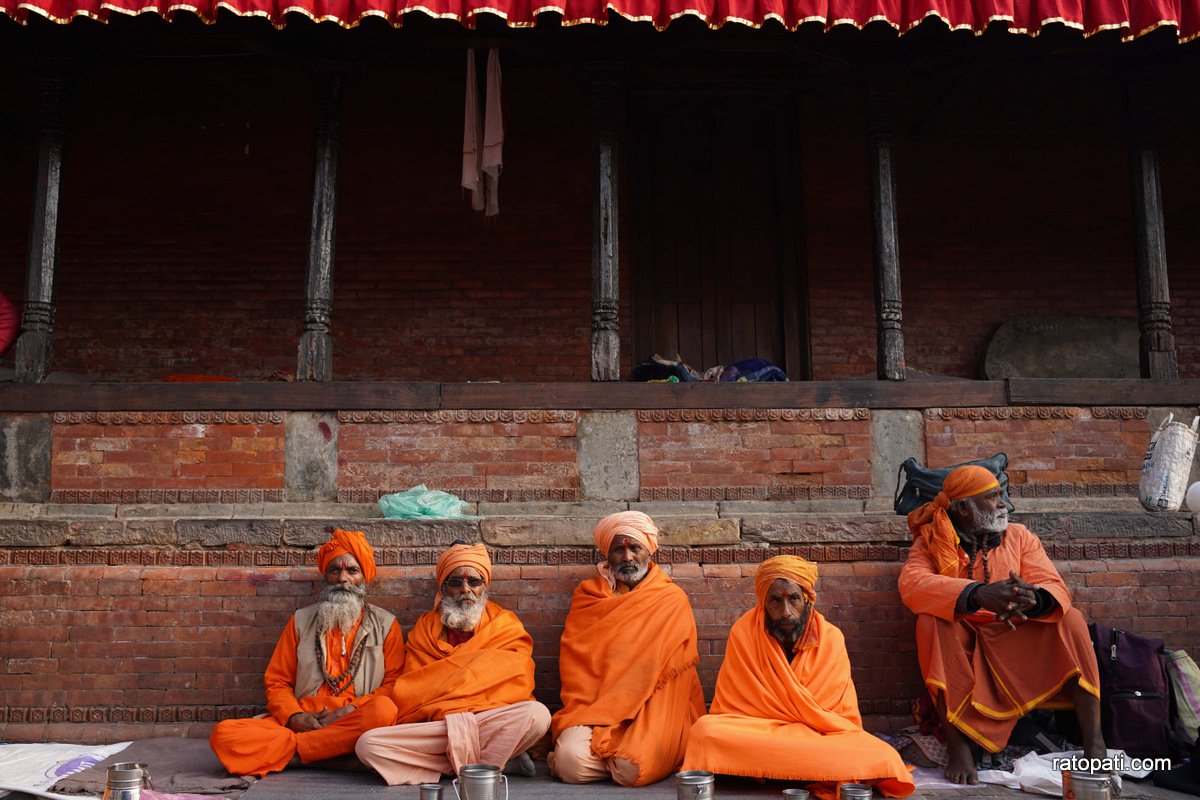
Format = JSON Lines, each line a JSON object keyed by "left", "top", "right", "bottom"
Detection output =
{"left": 766, "top": 616, "right": 803, "bottom": 649}
{"left": 614, "top": 561, "right": 649, "bottom": 588}
{"left": 316, "top": 583, "right": 366, "bottom": 637}
{"left": 965, "top": 505, "right": 1008, "bottom": 536}
{"left": 442, "top": 588, "right": 488, "bottom": 632}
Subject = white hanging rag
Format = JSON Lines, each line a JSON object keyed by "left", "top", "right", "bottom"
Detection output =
{"left": 481, "top": 48, "right": 503, "bottom": 216}
{"left": 461, "top": 49, "right": 484, "bottom": 212}
{"left": 461, "top": 49, "right": 503, "bottom": 217}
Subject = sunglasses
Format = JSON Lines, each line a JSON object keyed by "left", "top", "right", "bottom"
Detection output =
{"left": 443, "top": 577, "right": 486, "bottom": 589}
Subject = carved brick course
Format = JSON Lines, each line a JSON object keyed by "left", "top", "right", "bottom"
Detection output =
{"left": 926, "top": 407, "right": 1078, "bottom": 420}
{"left": 337, "top": 410, "right": 577, "bottom": 424}
{"left": 54, "top": 412, "right": 284, "bottom": 425}
{"left": 637, "top": 409, "right": 869, "bottom": 422}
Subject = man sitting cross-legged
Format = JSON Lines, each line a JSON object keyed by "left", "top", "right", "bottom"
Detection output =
{"left": 355, "top": 542, "right": 551, "bottom": 785}
{"left": 549, "top": 511, "right": 706, "bottom": 786}
{"left": 683, "top": 555, "right": 914, "bottom": 798}
{"left": 209, "top": 529, "right": 404, "bottom": 777}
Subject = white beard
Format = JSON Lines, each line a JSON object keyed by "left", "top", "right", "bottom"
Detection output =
{"left": 442, "top": 588, "right": 488, "bottom": 632}
{"left": 965, "top": 504, "right": 1008, "bottom": 535}
{"left": 316, "top": 583, "right": 366, "bottom": 637}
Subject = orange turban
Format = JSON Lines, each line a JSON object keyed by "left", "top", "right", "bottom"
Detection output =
{"left": 433, "top": 543, "right": 492, "bottom": 608}
{"left": 592, "top": 511, "right": 659, "bottom": 555}
{"left": 317, "top": 529, "right": 377, "bottom": 583}
{"left": 754, "top": 555, "right": 819, "bottom": 605}
{"left": 906, "top": 464, "right": 1001, "bottom": 576}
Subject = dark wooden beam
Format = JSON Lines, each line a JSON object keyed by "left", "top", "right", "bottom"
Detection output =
{"left": 1126, "top": 76, "right": 1178, "bottom": 379}
{"left": 13, "top": 62, "right": 70, "bottom": 384}
{"left": 583, "top": 65, "right": 623, "bottom": 382}
{"left": 1008, "top": 379, "right": 1200, "bottom": 407}
{"left": 297, "top": 61, "right": 346, "bottom": 382}
{"left": 866, "top": 83, "right": 906, "bottom": 381}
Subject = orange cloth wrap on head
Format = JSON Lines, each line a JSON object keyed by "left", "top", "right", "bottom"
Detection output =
{"left": 906, "top": 464, "right": 1001, "bottom": 577}
{"left": 433, "top": 543, "right": 492, "bottom": 611}
{"left": 754, "top": 555, "right": 819, "bottom": 605}
{"left": 317, "top": 529, "right": 377, "bottom": 584}
{"left": 592, "top": 510, "right": 659, "bottom": 555}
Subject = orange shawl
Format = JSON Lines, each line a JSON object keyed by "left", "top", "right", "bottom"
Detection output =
{"left": 899, "top": 523, "right": 1097, "bottom": 752}
{"left": 390, "top": 601, "right": 536, "bottom": 723}
{"left": 684, "top": 606, "right": 913, "bottom": 798}
{"left": 552, "top": 563, "right": 705, "bottom": 785}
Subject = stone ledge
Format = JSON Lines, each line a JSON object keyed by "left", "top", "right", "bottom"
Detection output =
{"left": 0, "top": 508, "right": 1194, "bottom": 548}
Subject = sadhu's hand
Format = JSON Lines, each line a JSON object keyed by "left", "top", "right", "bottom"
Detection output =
{"left": 286, "top": 711, "right": 326, "bottom": 732}
{"left": 992, "top": 571, "right": 1040, "bottom": 629}
{"left": 322, "top": 705, "right": 355, "bottom": 725}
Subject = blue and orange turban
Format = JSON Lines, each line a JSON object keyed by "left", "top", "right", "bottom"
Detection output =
{"left": 907, "top": 464, "right": 1001, "bottom": 576}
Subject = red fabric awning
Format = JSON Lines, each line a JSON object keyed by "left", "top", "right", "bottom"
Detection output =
{"left": 4, "top": 0, "right": 1198, "bottom": 39}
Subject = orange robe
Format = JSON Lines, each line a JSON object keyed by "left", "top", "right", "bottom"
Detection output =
{"left": 552, "top": 563, "right": 706, "bottom": 785}
{"left": 209, "top": 610, "right": 405, "bottom": 777}
{"left": 391, "top": 601, "right": 536, "bottom": 722}
{"left": 898, "top": 523, "right": 1100, "bottom": 753}
{"left": 683, "top": 607, "right": 914, "bottom": 799}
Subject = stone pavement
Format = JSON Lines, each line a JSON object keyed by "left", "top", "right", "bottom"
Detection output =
{"left": 237, "top": 762, "right": 1196, "bottom": 800}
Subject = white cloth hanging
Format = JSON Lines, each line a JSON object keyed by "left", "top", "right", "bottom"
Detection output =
{"left": 461, "top": 48, "right": 503, "bottom": 217}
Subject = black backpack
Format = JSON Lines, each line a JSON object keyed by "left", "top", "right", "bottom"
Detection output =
{"left": 1089, "top": 622, "right": 1173, "bottom": 759}
{"left": 893, "top": 453, "right": 1013, "bottom": 516}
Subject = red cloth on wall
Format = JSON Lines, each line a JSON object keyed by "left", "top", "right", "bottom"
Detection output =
{"left": 2, "top": 0, "right": 1196, "bottom": 40}
{"left": 0, "top": 292, "right": 17, "bottom": 359}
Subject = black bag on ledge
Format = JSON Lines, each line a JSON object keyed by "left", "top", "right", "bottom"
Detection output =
{"left": 893, "top": 453, "right": 1012, "bottom": 516}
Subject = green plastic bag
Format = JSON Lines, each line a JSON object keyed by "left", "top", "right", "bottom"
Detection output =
{"left": 378, "top": 485, "right": 473, "bottom": 519}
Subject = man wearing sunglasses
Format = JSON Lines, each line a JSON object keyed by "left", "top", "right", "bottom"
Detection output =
{"left": 356, "top": 542, "right": 551, "bottom": 784}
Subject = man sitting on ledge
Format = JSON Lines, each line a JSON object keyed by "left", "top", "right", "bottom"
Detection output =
{"left": 683, "top": 555, "right": 915, "bottom": 798}
{"left": 899, "top": 464, "right": 1105, "bottom": 785}
{"left": 210, "top": 528, "right": 404, "bottom": 777}
{"left": 355, "top": 542, "right": 550, "bottom": 785}
{"left": 549, "top": 511, "right": 706, "bottom": 786}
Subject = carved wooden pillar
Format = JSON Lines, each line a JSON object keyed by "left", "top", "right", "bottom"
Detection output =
{"left": 1126, "top": 78, "right": 1178, "bottom": 379}
{"left": 297, "top": 63, "right": 346, "bottom": 382}
{"left": 584, "top": 66, "right": 623, "bottom": 382}
{"left": 867, "top": 83, "right": 906, "bottom": 381}
{"left": 14, "top": 63, "right": 70, "bottom": 384}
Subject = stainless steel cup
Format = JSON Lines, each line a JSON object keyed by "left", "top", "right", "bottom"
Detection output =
{"left": 676, "top": 769, "right": 715, "bottom": 800}
{"left": 1067, "top": 772, "right": 1112, "bottom": 800}
{"left": 453, "top": 763, "right": 507, "bottom": 800}
{"left": 782, "top": 789, "right": 810, "bottom": 799}
{"left": 103, "top": 762, "right": 153, "bottom": 800}
{"left": 420, "top": 783, "right": 445, "bottom": 800}
{"left": 837, "top": 783, "right": 873, "bottom": 800}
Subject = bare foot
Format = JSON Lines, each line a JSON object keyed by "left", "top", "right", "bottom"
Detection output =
{"left": 944, "top": 734, "right": 979, "bottom": 785}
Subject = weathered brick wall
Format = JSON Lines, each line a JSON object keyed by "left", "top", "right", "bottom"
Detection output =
{"left": 924, "top": 407, "right": 1146, "bottom": 489}
{"left": 637, "top": 409, "right": 872, "bottom": 500}
{"left": 2, "top": 56, "right": 1196, "bottom": 382}
{"left": 49, "top": 413, "right": 286, "bottom": 503}
{"left": 337, "top": 412, "right": 580, "bottom": 503}
{"left": 2, "top": 545, "right": 1197, "bottom": 744}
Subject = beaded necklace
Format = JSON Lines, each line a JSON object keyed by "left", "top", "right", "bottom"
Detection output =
{"left": 315, "top": 606, "right": 372, "bottom": 696}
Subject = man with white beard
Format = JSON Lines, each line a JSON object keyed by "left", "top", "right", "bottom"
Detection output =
{"left": 899, "top": 465, "right": 1105, "bottom": 786}
{"left": 355, "top": 542, "right": 550, "bottom": 785}
{"left": 210, "top": 529, "right": 405, "bottom": 777}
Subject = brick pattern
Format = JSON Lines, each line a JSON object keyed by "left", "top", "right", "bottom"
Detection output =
{"left": 3, "top": 554, "right": 1197, "bottom": 743}
{"left": 50, "top": 419, "right": 285, "bottom": 495}
{"left": 638, "top": 410, "right": 872, "bottom": 497}
{"left": 924, "top": 407, "right": 1146, "bottom": 486}
{"left": 337, "top": 417, "right": 579, "bottom": 498}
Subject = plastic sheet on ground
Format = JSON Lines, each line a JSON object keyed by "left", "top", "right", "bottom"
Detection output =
{"left": 0, "top": 741, "right": 130, "bottom": 799}
{"left": 978, "top": 749, "right": 1139, "bottom": 796}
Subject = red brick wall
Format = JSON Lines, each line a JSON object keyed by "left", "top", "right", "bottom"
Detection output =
{"left": 637, "top": 410, "right": 873, "bottom": 500}
{"left": 923, "top": 408, "right": 1146, "bottom": 486}
{"left": 49, "top": 413, "right": 285, "bottom": 502}
{"left": 3, "top": 552, "right": 1196, "bottom": 743}
{"left": 337, "top": 412, "right": 579, "bottom": 502}
{"left": 1, "top": 53, "right": 1196, "bottom": 382}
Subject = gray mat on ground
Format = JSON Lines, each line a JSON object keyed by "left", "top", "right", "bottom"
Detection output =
{"left": 50, "top": 738, "right": 253, "bottom": 797}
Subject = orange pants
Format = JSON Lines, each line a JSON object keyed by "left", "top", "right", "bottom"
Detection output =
{"left": 210, "top": 694, "right": 398, "bottom": 777}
